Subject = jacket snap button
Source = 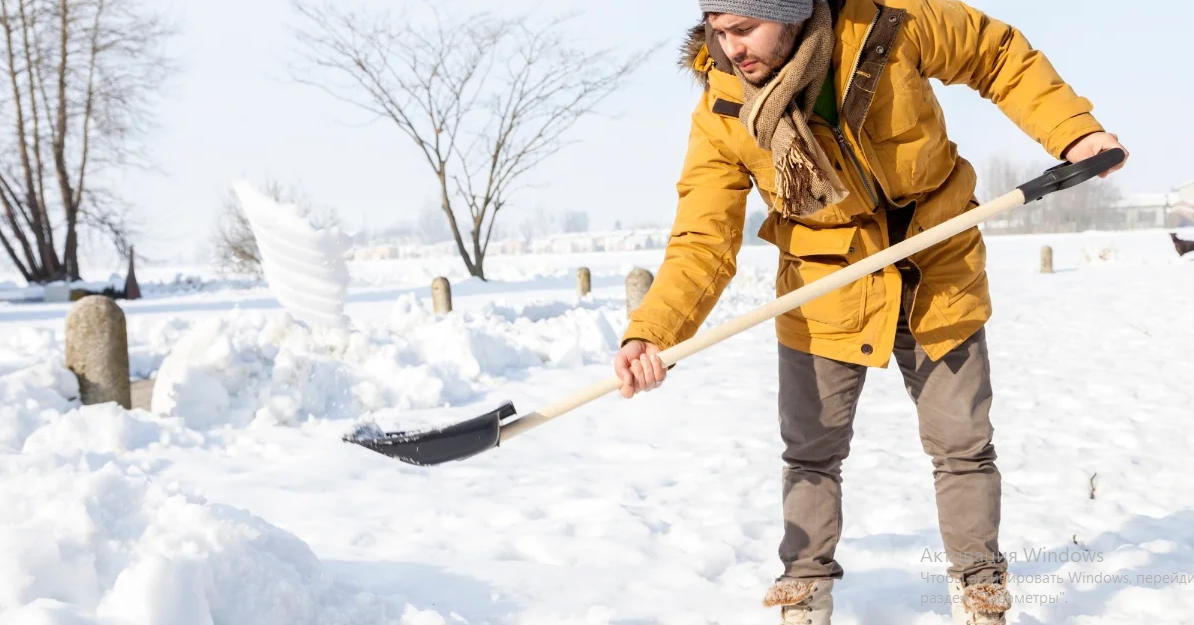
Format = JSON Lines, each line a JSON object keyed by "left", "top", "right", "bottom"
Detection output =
{"left": 861, "top": 344, "right": 874, "bottom": 355}
{"left": 876, "top": 46, "right": 886, "bottom": 54}
{"left": 848, "top": 247, "right": 856, "bottom": 254}
{"left": 889, "top": 15, "right": 899, "bottom": 23}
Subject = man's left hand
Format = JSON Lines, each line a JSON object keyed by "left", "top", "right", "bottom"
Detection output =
{"left": 1063, "top": 132, "right": 1129, "bottom": 178}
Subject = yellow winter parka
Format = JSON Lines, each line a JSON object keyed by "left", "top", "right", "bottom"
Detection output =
{"left": 623, "top": 0, "right": 1104, "bottom": 367}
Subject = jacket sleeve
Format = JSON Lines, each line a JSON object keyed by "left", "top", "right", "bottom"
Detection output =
{"left": 621, "top": 96, "right": 752, "bottom": 350}
{"left": 905, "top": 0, "right": 1104, "bottom": 159}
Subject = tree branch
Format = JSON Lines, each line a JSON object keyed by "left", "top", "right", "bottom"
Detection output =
{"left": 293, "top": 4, "right": 648, "bottom": 279}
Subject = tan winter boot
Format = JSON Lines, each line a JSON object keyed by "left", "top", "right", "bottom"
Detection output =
{"left": 948, "top": 579, "right": 1012, "bottom": 625}
{"left": 763, "top": 578, "right": 833, "bottom": 625}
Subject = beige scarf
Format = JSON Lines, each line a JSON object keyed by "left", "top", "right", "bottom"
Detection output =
{"left": 736, "top": 1, "right": 848, "bottom": 219}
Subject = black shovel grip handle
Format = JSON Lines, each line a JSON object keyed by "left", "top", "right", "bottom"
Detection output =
{"left": 1017, "top": 148, "right": 1126, "bottom": 203}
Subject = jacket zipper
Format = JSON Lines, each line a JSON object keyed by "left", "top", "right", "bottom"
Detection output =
{"left": 833, "top": 124, "right": 879, "bottom": 208}
{"left": 829, "top": 7, "right": 923, "bottom": 322}
{"left": 808, "top": 118, "right": 880, "bottom": 209}
{"left": 833, "top": 8, "right": 881, "bottom": 209}
{"left": 839, "top": 9, "right": 880, "bottom": 110}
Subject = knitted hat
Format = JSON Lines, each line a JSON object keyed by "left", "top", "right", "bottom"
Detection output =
{"left": 699, "top": 0, "right": 815, "bottom": 24}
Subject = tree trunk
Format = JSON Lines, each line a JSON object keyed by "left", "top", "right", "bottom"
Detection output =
{"left": 54, "top": 0, "right": 78, "bottom": 281}
{"left": 0, "top": 229, "right": 32, "bottom": 282}
{"left": 469, "top": 221, "right": 487, "bottom": 281}
{"left": 436, "top": 168, "right": 484, "bottom": 279}
{"left": 63, "top": 222, "right": 78, "bottom": 280}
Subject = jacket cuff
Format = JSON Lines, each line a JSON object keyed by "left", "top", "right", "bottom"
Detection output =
{"left": 1045, "top": 113, "right": 1105, "bottom": 160}
{"left": 621, "top": 321, "right": 678, "bottom": 351}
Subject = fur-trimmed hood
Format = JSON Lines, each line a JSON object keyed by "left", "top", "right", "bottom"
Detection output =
{"left": 679, "top": 21, "right": 713, "bottom": 86}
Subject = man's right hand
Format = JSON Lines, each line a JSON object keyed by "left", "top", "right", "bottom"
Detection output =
{"left": 614, "top": 340, "right": 667, "bottom": 399}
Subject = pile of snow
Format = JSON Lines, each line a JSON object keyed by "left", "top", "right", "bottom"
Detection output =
{"left": 0, "top": 319, "right": 188, "bottom": 383}
{"left": 0, "top": 362, "right": 78, "bottom": 452}
{"left": 0, "top": 461, "right": 404, "bottom": 625}
{"left": 150, "top": 294, "right": 626, "bottom": 431}
{"left": 0, "top": 361, "right": 445, "bottom": 625}
{"left": 0, "top": 327, "right": 62, "bottom": 378}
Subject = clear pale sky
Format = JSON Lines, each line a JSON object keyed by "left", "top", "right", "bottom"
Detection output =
{"left": 110, "top": 0, "right": 1185, "bottom": 266}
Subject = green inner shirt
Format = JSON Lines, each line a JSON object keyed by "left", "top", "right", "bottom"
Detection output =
{"left": 812, "top": 67, "right": 839, "bottom": 127}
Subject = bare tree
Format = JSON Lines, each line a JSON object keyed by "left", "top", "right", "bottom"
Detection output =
{"left": 519, "top": 204, "right": 556, "bottom": 241}
{"left": 292, "top": 3, "right": 646, "bottom": 280}
{"left": 561, "top": 210, "right": 589, "bottom": 233}
{"left": 977, "top": 155, "right": 1039, "bottom": 204}
{"left": 978, "top": 154, "right": 1049, "bottom": 234}
{"left": 1047, "top": 174, "right": 1122, "bottom": 232}
{"left": 212, "top": 179, "right": 338, "bottom": 276}
{"left": 979, "top": 153, "right": 1121, "bottom": 234}
{"left": 213, "top": 190, "right": 260, "bottom": 276}
{"left": 416, "top": 203, "right": 450, "bottom": 244}
{"left": 0, "top": 0, "right": 172, "bottom": 283}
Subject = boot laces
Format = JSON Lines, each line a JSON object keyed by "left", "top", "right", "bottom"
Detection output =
{"left": 781, "top": 604, "right": 813, "bottom": 625}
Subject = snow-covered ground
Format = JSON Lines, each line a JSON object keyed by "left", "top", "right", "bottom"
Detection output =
{"left": 1, "top": 228, "right": 1192, "bottom": 624}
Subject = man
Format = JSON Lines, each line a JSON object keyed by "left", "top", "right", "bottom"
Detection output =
{"left": 613, "top": 0, "right": 1128, "bottom": 623}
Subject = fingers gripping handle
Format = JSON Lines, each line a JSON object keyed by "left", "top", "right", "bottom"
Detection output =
{"left": 500, "top": 150, "right": 1126, "bottom": 444}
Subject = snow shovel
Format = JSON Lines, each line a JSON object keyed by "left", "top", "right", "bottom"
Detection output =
{"left": 346, "top": 148, "right": 1126, "bottom": 466}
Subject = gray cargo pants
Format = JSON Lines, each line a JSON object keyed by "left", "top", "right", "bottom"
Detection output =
{"left": 777, "top": 310, "right": 1006, "bottom": 585}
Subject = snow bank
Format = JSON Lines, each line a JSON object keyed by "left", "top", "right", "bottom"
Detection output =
{"left": 0, "top": 459, "right": 405, "bottom": 625}
{"left": 151, "top": 294, "right": 625, "bottom": 431}
{"left": 21, "top": 403, "right": 203, "bottom": 457}
{"left": 0, "top": 362, "right": 440, "bottom": 625}
{"left": 0, "top": 362, "right": 78, "bottom": 452}
{"left": 0, "top": 328, "right": 62, "bottom": 378}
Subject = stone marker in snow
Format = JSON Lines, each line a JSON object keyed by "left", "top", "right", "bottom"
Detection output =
{"left": 1041, "top": 246, "right": 1053, "bottom": 274}
{"left": 65, "top": 295, "right": 132, "bottom": 409}
{"left": 577, "top": 267, "right": 591, "bottom": 297}
{"left": 626, "top": 267, "right": 653, "bottom": 315}
{"left": 432, "top": 277, "right": 452, "bottom": 314}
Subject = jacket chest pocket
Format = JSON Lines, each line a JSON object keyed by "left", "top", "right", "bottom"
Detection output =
{"left": 861, "top": 67, "right": 924, "bottom": 144}
{"left": 860, "top": 72, "right": 952, "bottom": 202}
{"left": 775, "top": 223, "right": 868, "bottom": 333}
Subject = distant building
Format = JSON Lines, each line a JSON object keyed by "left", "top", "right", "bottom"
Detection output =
{"left": 983, "top": 178, "right": 1194, "bottom": 234}
{"left": 346, "top": 227, "right": 673, "bottom": 261}
{"left": 1112, "top": 180, "right": 1194, "bottom": 229}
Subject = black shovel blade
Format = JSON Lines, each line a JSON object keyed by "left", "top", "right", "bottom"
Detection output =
{"left": 344, "top": 401, "right": 518, "bottom": 466}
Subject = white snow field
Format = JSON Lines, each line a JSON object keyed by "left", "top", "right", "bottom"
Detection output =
{"left": 1, "top": 227, "right": 1192, "bottom": 624}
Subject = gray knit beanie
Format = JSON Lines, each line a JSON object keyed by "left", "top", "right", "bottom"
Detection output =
{"left": 699, "top": 0, "right": 815, "bottom": 24}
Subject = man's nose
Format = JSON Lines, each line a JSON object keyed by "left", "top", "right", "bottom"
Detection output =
{"left": 724, "top": 36, "right": 747, "bottom": 62}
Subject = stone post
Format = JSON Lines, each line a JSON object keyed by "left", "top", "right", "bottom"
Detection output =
{"left": 431, "top": 277, "right": 452, "bottom": 314}
{"left": 1040, "top": 246, "right": 1054, "bottom": 274}
{"left": 65, "top": 295, "right": 131, "bottom": 409}
{"left": 625, "top": 268, "right": 654, "bottom": 316}
{"left": 577, "top": 267, "right": 591, "bottom": 297}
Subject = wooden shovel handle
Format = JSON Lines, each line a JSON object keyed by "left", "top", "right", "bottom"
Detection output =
{"left": 499, "top": 188, "right": 1028, "bottom": 443}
